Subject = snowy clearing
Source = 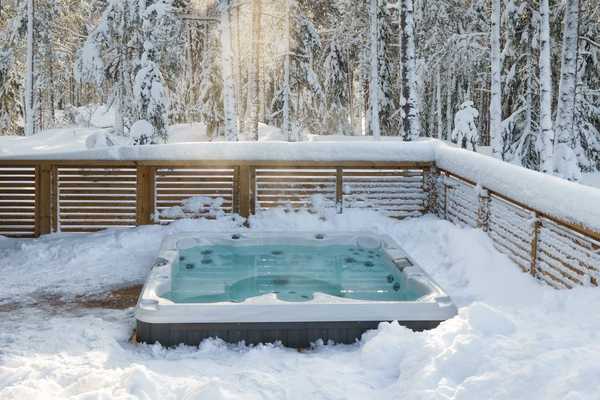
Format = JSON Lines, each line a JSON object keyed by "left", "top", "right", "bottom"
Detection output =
{"left": 1, "top": 210, "right": 599, "bottom": 399}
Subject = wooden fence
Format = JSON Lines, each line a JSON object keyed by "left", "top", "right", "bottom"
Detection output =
{"left": 437, "top": 169, "right": 600, "bottom": 289}
{"left": 0, "top": 159, "right": 598, "bottom": 289}
{"left": 0, "top": 160, "right": 434, "bottom": 236}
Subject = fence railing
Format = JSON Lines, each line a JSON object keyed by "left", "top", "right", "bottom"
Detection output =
{"left": 436, "top": 169, "right": 600, "bottom": 289}
{"left": 1, "top": 158, "right": 598, "bottom": 289}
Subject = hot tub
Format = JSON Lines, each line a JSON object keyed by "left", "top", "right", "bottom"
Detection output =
{"left": 135, "top": 232, "right": 457, "bottom": 347}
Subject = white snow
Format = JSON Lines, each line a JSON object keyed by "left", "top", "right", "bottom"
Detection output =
{"left": 0, "top": 127, "right": 128, "bottom": 156}
{"left": 0, "top": 138, "right": 437, "bottom": 162}
{"left": 159, "top": 197, "right": 226, "bottom": 220}
{"left": 1, "top": 211, "right": 600, "bottom": 399}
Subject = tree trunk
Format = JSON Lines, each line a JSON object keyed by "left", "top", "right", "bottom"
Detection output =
{"left": 553, "top": 0, "right": 581, "bottom": 180}
{"left": 283, "top": 0, "right": 292, "bottom": 141}
{"left": 401, "top": 0, "right": 421, "bottom": 141}
{"left": 25, "top": 0, "right": 35, "bottom": 136}
{"left": 514, "top": 0, "right": 535, "bottom": 166}
{"left": 368, "top": 0, "right": 381, "bottom": 139}
{"left": 436, "top": 66, "right": 442, "bottom": 139}
{"left": 235, "top": 5, "right": 244, "bottom": 134}
{"left": 246, "top": 0, "right": 261, "bottom": 141}
{"left": 538, "top": 0, "right": 554, "bottom": 173}
{"left": 445, "top": 75, "right": 454, "bottom": 141}
{"left": 220, "top": 0, "right": 238, "bottom": 141}
{"left": 490, "top": 0, "right": 503, "bottom": 158}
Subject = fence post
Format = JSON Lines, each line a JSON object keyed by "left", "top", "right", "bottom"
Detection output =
{"left": 424, "top": 166, "right": 438, "bottom": 215}
{"left": 477, "top": 188, "right": 490, "bottom": 232}
{"left": 136, "top": 165, "right": 155, "bottom": 225}
{"left": 238, "top": 165, "right": 251, "bottom": 218}
{"left": 530, "top": 213, "right": 541, "bottom": 277}
{"left": 35, "top": 162, "right": 53, "bottom": 236}
{"left": 336, "top": 167, "right": 343, "bottom": 214}
{"left": 443, "top": 173, "right": 449, "bottom": 220}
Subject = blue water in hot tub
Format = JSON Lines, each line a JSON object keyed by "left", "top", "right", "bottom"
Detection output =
{"left": 164, "top": 244, "right": 428, "bottom": 303}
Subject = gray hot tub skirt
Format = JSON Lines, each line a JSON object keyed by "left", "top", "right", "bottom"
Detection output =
{"left": 136, "top": 320, "right": 441, "bottom": 348}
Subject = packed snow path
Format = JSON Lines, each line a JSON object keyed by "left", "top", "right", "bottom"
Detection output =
{"left": 1, "top": 210, "right": 599, "bottom": 399}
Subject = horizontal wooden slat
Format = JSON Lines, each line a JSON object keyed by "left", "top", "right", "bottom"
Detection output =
{"left": 59, "top": 195, "right": 136, "bottom": 201}
{"left": 156, "top": 170, "right": 235, "bottom": 176}
{"left": 255, "top": 170, "right": 336, "bottom": 176}
{"left": 58, "top": 169, "right": 136, "bottom": 176}
{"left": 0, "top": 214, "right": 36, "bottom": 220}
{"left": 0, "top": 195, "right": 35, "bottom": 200}
{"left": 59, "top": 208, "right": 135, "bottom": 214}
{"left": 0, "top": 220, "right": 37, "bottom": 226}
{"left": 0, "top": 228, "right": 35, "bottom": 233}
{"left": 57, "top": 202, "right": 137, "bottom": 207}
{"left": 60, "top": 214, "right": 135, "bottom": 220}
{"left": 0, "top": 170, "right": 36, "bottom": 175}
{"left": 60, "top": 227, "right": 132, "bottom": 232}
{"left": 58, "top": 176, "right": 137, "bottom": 183}
{"left": 58, "top": 182, "right": 138, "bottom": 188}
{"left": 0, "top": 182, "right": 36, "bottom": 188}
{"left": 59, "top": 220, "right": 135, "bottom": 226}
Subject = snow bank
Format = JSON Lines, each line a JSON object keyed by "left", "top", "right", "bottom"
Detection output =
{"left": 0, "top": 127, "right": 129, "bottom": 156}
{"left": 2, "top": 212, "right": 600, "bottom": 399}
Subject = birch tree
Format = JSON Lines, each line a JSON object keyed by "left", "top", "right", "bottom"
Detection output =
{"left": 553, "top": 0, "right": 581, "bottom": 180}
{"left": 400, "top": 0, "right": 420, "bottom": 141}
{"left": 245, "top": 0, "right": 261, "bottom": 141}
{"left": 368, "top": 0, "right": 380, "bottom": 139}
{"left": 490, "top": 0, "right": 502, "bottom": 158}
{"left": 24, "top": 0, "right": 35, "bottom": 136}
{"left": 538, "top": 0, "right": 554, "bottom": 173}
{"left": 218, "top": 0, "right": 238, "bottom": 141}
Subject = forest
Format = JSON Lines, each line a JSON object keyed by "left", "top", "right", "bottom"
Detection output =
{"left": 0, "top": 0, "right": 598, "bottom": 180}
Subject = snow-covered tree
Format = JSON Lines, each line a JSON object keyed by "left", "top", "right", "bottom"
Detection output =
{"left": 198, "top": 29, "right": 224, "bottom": 141}
{"left": 323, "top": 37, "right": 350, "bottom": 135}
{"left": 77, "top": 0, "right": 181, "bottom": 141}
{"left": 133, "top": 2, "right": 177, "bottom": 144}
{"left": 0, "top": 3, "right": 24, "bottom": 135}
{"left": 452, "top": 101, "right": 480, "bottom": 151}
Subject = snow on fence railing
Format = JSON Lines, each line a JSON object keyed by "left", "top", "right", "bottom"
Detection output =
{"left": 0, "top": 141, "right": 598, "bottom": 289}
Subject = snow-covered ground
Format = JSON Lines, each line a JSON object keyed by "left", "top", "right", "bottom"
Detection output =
{"left": 581, "top": 172, "right": 600, "bottom": 190}
{"left": 1, "top": 210, "right": 599, "bottom": 399}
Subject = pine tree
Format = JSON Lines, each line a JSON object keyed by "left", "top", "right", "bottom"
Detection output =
{"left": 77, "top": 0, "right": 180, "bottom": 142}
{"left": 198, "top": 29, "right": 224, "bottom": 141}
